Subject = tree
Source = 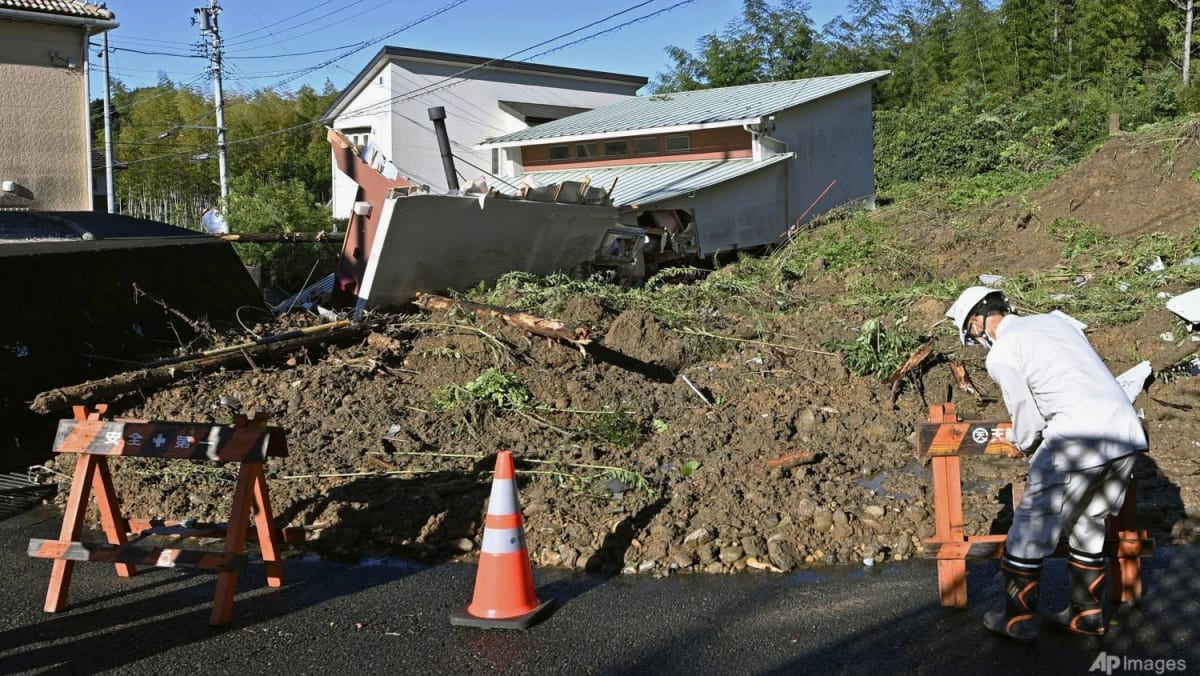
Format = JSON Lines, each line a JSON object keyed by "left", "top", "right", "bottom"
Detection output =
{"left": 652, "top": 0, "right": 815, "bottom": 91}
{"left": 1169, "top": 0, "right": 1195, "bottom": 85}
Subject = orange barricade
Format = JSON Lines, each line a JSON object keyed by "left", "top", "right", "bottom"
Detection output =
{"left": 916, "top": 403, "right": 1152, "bottom": 608}
{"left": 28, "top": 404, "right": 290, "bottom": 625}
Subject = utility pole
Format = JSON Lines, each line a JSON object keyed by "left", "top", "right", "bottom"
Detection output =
{"left": 194, "top": 0, "right": 229, "bottom": 209}
{"left": 101, "top": 30, "right": 115, "bottom": 213}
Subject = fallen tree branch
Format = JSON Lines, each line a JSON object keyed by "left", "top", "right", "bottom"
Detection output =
{"left": 414, "top": 293, "right": 592, "bottom": 346}
{"left": 217, "top": 231, "right": 343, "bottom": 243}
{"left": 29, "top": 321, "right": 363, "bottom": 415}
{"left": 947, "top": 359, "right": 981, "bottom": 400}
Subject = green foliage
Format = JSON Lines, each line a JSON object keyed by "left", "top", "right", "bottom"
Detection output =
{"left": 679, "top": 459, "right": 700, "bottom": 477}
{"left": 225, "top": 175, "right": 336, "bottom": 291}
{"left": 1048, "top": 218, "right": 1113, "bottom": 259}
{"left": 947, "top": 170, "right": 1059, "bottom": 209}
{"left": 822, "top": 318, "right": 921, "bottom": 379}
{"left": 432, "top": 368, "right": 532, "bottom": 411}
{"left": 581, "top": 407, "right": 646, "bottom": 448}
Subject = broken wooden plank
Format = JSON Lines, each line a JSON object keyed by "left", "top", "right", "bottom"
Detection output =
{"left": 766, "top": 451, "right": 818, "bottom": 470}
{"left": 414, "top": 293, "right": 592, "bottom": 346}
{"left": 947, "top": 359, "right": 981, "bottom": 400}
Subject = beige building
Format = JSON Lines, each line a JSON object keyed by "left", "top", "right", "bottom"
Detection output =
{"left": 0, "top": 1, "right": 117, "bottom": 211}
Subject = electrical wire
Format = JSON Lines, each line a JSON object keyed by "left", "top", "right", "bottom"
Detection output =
{"left": 118, "top": 0, "right": 695, "bottom": 167}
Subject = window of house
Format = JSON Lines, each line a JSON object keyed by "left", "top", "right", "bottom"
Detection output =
{"left": 575, "top": 142, "right": 599, "bottom": 159}
{"left": 604, "top": 140, "right": 628, "bottom": 157}
{"left": 665, "top": 134, "right": 691, "bottom": 152}
{"left": 635, "top": 137, "right": 658, "bottom": 155}
{"left": 547, "top": 145, "right": 569, "bottom": 161}
{"left": 342, "top": 126, "right": 371, "bottom": 149}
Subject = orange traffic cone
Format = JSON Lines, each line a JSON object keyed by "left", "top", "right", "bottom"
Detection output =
{"left": 450, "top": 450, "right": 553, "bottom": 629}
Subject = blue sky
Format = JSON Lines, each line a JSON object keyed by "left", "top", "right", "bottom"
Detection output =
{"left": 91, "top": 0, "right": 852, "bottom": 96}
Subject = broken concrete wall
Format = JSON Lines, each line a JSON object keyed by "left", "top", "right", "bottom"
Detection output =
{"left": 356, "top": 194, "right": 631, "bottom": 309}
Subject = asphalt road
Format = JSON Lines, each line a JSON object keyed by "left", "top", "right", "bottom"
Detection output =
{"left": 1, "top": 507, "right": 1197, "bottom": 675}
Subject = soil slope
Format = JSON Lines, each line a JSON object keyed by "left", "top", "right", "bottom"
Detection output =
{"left": 39, "top": 125, "right": 1200, "bottom": 575}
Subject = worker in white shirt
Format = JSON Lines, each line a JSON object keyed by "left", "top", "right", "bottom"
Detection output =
{"left": 946, "top": 287, "right": 1148, "bottom": 642}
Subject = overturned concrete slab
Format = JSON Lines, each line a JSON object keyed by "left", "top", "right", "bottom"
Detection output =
{"left": 0, "top": 212, "right": 265, "bottom": 470}
{"left": 355, "top": 194, "right": 642, "bottom": 310}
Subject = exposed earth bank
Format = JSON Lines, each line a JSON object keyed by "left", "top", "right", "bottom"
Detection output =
{"left": 39, "top": 126, "right": 1200, "bottom": 575}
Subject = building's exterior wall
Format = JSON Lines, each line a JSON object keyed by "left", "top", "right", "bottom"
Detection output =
{"left": 522, "top": 126, "right": 753, "bottom": 170}
{"left": 0, "top": 19, "right": 89, "bottom": 210}
{"left": 647, "top": 162, "right": 790, "bottom": 257}
{"left": 330, "top": 57, "right": 640, "bottom": 218}
{"left": 771, "top": 84, "right": 878, "bottom": 225}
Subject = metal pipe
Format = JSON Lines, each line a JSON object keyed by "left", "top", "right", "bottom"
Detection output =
{"left": 427, "top": 106, "right": 459, "bottom": 191}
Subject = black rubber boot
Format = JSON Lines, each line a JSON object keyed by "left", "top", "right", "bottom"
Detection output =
{"left": 983, "top": 555, "right": 1042, "bottom": 643}
{"left": 1047, "top": 550, "right": 1107, "bottom": 636}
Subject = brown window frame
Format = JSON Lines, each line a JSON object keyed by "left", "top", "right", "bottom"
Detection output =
{"left": 664, "top": 134, "right": 692, "bottom": 153}
{"left": 634, "top": 137, "right": 658, "bottom": 155}
{"left": 547, "top": 145, "right": 569, "bottom": 161}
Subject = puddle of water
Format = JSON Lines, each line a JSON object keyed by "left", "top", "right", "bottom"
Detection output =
{"left": 855, "top": 472, "right": 914, "bottom": 501}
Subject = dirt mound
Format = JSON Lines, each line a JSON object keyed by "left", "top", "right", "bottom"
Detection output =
{"left": 31, "top": 124, "right": 1200, "bottom": 575}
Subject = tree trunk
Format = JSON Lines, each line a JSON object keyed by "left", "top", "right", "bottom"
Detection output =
{"left": 1186, "top": 0, "right": 1195, "bottom": 87}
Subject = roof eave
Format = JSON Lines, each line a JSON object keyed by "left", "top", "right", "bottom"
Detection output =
{"left": 0, "top": 7, "right": 117, "bottom": 32}
{"left": 477, "top": 117, "right": 766, "bottom": 150}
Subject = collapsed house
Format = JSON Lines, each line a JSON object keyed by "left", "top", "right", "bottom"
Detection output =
{"left": 323, "top": 71, "right": 891, "bottom": 311}
{"left": 478, "top": 71, "right": 891, "bottom": 259}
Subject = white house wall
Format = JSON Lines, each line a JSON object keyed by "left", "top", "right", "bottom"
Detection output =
{"left": 330, "top": 58, "right": 640, "bottom": 219}
{"left": 772, "top": 84, "right": 877, "bottom": 226}
{"left": 331, "top": 64, "right": 395, "bottom": 219}
{"left": 648, "top": 161, "right": 791, "bottom": 257}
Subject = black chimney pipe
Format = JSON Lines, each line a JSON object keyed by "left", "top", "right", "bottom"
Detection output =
{"left": 427, "top": 106, "right": 459, "bottom": 191}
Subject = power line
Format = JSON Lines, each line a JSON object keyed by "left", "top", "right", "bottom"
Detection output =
{"left": 223, "top": 0, "right": 350, "bottom": 42}
{"left": 121, "top": 0, "right": 694, "bottom": 168}
{"left": 226, "top": 0, "right": 399, "bottom": 50}
{"left": 342, "top": 0, "right": 682, "bottom": 119}
{"left": 264, "top": 0, "right": 471, "bottom": 91}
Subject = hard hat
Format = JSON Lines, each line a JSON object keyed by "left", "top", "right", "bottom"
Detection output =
{"left": 946, "top": 286, "right": 1008, "bottom": 345}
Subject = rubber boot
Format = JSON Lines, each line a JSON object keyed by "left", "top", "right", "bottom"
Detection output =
{"left": 1047, "top": 551, "right": 1107, "bottom": 636}
{"left": 983, "top": 557, "right": 1041, "bottom": 643}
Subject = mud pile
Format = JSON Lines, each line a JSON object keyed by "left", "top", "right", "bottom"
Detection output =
{"left": 36, "top": 127, "right": 1200, "bottom": 574}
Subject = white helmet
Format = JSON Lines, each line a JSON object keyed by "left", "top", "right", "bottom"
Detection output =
{"left": 946, "top": 286, "right": 1010, "bottom": 346}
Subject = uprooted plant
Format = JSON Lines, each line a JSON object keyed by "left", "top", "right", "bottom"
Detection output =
{"left": 822, "top": 317, "right": 923, "bottom": 380}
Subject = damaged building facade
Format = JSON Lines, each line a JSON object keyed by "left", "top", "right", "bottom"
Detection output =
{"left": 478, "top": 71, "right": 891, "bottom": 260}
{"left": 320, "top": 47, "right": 647, "bottom": 220}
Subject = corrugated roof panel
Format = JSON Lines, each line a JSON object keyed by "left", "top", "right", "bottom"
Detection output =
{"left": 0, "top": 0, "right": 114, "bottom": 19}
{"left": 482, "top": 71, "right": 889, "bottom": 146}
{"left": 503, "top": 154, "right": 793, "bottom": 207}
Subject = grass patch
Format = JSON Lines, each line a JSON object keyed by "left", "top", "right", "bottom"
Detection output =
{"left": 947, "top": 170, "right": 1058, "bottom": 209}
{"left": 432, "top": 368, "right": 532, "bottom": 411}
{"left": 822, "top": 318, "right": 922, "bottom": 379}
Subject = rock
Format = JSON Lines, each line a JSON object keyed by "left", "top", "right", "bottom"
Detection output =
{"left": 812, "top": 509, "right": 833, "bottom": 532}
{"left": 450, "top": 538, "right": 475, "bottom": 553}
{"left": 832, "top": 510, "right": 849, "bottom": 526}
{"left": 767, "top": 539, "right": 801, "bottom": 572}
{"left": 762, "top": 512, "right": 781, "bottom": 528}
{"left": 704, "top": 562, "right": 726, "bottom": 574}
{"left": 719, "top": 545, "right": 744, "bottom": 564}
{"left": 863, "top": 505, "right": 885, "bottom": 518}
{"left": 559, "top": 546, "right": 579, "bottom": 569}
{"left": 795, "top": 497, "right": 816, "bottom": 519}
{"left": 637, "top": 560, "right": 656, "bottom": 573}
{"left": 684, "top": 527, "right": 713, "bottom": 545}
{"left": 671, "top": 550, "right": 696, "bottom": 569}
{"left": 740, "top": 535, "right": 766, "bottom": 559}
{"left": 697, "top": 544, "right": 718, "bottom": 564}
{"left": 538, "top": 548, "right": 562, "bottom": 566}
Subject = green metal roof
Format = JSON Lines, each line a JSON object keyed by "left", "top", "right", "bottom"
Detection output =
{"left": 502, "top": 154, "right": 793, "bottom": 208}
{"left": 481, "top": 71, "right": 889, "bottom": 147}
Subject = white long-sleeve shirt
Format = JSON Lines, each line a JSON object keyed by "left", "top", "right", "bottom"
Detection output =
{"left": 986, "top": 314, "right": 1147, "bottom": 472}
